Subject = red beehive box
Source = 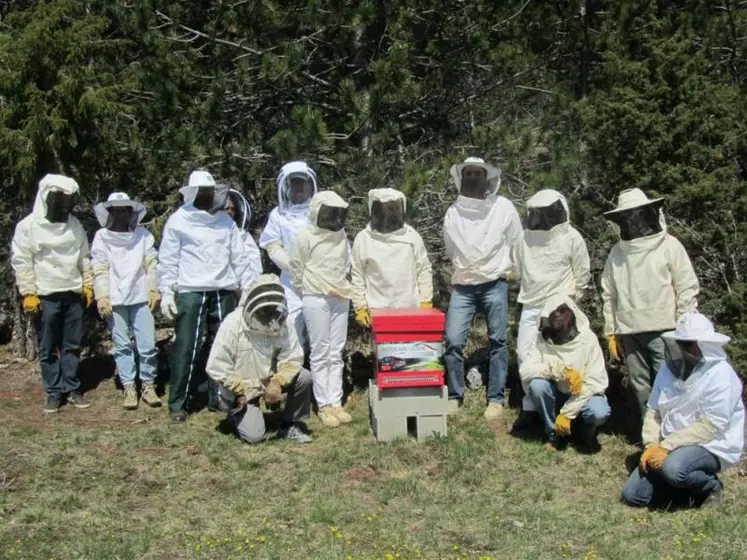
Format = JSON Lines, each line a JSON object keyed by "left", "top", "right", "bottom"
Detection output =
{"left": 371, "top": 308, "right": 446, "bottom": 389}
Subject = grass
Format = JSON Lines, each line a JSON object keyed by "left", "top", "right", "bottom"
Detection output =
{"left": 1, "top": 347, "right": 746, "bottom": 560}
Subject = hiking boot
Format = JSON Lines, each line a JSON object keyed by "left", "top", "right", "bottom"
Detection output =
{"left": 140, "top": 383, "right": 162, "bottom": 408}
{"left": 578, "top": 431, "right": 602, "bottom": 454}
{"left": 510, "top": 410, "right": 539, "bottom": 434}
{"left": 276, "top": 424, "right": 313, "bottom": 444}
{"left": 546, "top": 431, "right": 568, "bottom": 452}
{"left": 700, "top": 488, "right": 723, "bottom": 510}
{"left": 44, "top": 395, "right": 62, "bottom": 414}
{"left": 171, "top": 410, "right": 187, "bottom": 423}
{"left": 123, "top": 386, "right": 138, "bottom": 410}
{"left": 447, "top": 400, "right": 462, "bottom": 416}
{"left": 484, "top": 402, "right": 504, "bottom": 421}
{"left": 67, "top": 392, "right": 90, "bottom": 409}
{"left": 330, "top": 406, "right": 353, "bottom": 424}
{"left": 318, "top": 406, "right": 340, "bottom": 428}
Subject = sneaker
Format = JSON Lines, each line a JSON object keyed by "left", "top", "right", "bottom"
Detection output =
{"left": 140, "top": 383, "right": 162, "bottom": 408}
{"left": 447, "top": 400, "right": 462, "bottom": 416}
{"left": 123, "top": 386, "right": 138, "bottom": 410}
{"left": 510, "top": 410, "right": 539, "bottom": 434}
{"left": 484, "top": 402, "right": 504, "bottom": 421}
{"left": 43, "top": 395, "right": 62, "bottom": 414}
{"left": 330, "top": 406, "right": 353, "bottom": 424}
{"left": 276, "top": 424, "right": 313, "bottom": 444}
{"left": 700, "top": 488, "right": 723, "bottom": 509}
{"left": 67, "top": 392, "right": 90, "bottom": 409}
{"left": 171, "top": 410, "right": 187, "bottom": 423}
{"left": 318, "top": 406, "right": 340, "bottom": 428}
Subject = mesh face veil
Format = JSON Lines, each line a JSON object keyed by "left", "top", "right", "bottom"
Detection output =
{"left": 106, "top": 207, "right": 137, "bottom": 232}
{"left": 243, "top": 282, "right": 289, "bottom": 337}
{"left": 316, "top": 204, "right": 348, "bottom": 232}
{"left": 664, "top": 338, "right": 704, "bottom": 380}
{"left": 539, "top": 303, "right": 578, "bottom": 345}
{"left": 370, "top": 199, "right": 405, "bottom": 233}
{"left": 282, "top": 173, "right": 315, "bottom": 207}
{"left": 608, "top": 204, "right": 663, "bottom": 240}
{"left": 45, "top": 190, "right": 75, "bottom": 223}
{"left": 527, "top": 199, "right": 568, "bottom": 231}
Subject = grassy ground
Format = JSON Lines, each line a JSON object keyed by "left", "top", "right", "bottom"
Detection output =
{"left": 1, "top": 347, "right": 746, "bottom": 560}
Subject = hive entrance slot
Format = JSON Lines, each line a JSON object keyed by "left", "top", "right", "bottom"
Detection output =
{"left": 406, "top": 416, "right": 417, "bottom": 437}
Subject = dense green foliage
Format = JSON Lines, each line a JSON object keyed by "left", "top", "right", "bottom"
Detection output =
{"left": 1, "top": 1, "right": 746, "bottom": 376}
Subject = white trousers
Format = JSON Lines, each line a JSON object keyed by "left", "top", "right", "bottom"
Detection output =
{"left": 302, "top": 294, "right": 349, "bottom": 408}
{"left": 517, "top": 305, "right": 543, "bottom": 412}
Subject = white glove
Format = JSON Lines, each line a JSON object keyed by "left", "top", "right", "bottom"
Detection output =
{"left": 160, "top": 292, "right": 177, "bottom": 321}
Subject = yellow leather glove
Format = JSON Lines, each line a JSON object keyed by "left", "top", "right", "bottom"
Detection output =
{"left": 97, "top": 297, "right": 113, "bottom": 320}
{"left": 264, "top": 380, "right": 283, "bottom": 405}
{"left": 355, "top": 307, "right": 372, "bottom": 328}
{"left": 224, "top": 376, "right": 245, "bottom": 398}
{"left": 563, "top": 367, "right": 583, "bottom": 396}
{"left": 555, "top": 414, "right": 572, "bottom": 437}
{"left": 148, "top": 291, "right": 161, "bottom": 312}
{"left": 607, "top": 335, "right": 622, "bottom": 362}
{"left": 640, "top": 445, "right": 669, "bottom": 474}
{"left": 420, "top": 301, "right": 433, "bottom": 309}
{"left": 83, "top": 286, "right": 95, "bottom": 308}
{"left": 22, "top": 294, "right": 41, "bottom": 314}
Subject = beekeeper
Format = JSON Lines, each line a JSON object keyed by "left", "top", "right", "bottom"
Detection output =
{"left": 11, "top": 174, "right": 94, "bottom": 413}
{"left": 91, "top": 193, "right": 161, "bottom": 410}
{"left": 351, "top": 188, "right": 433, "bottom": 326}
{"left": 289, "top": 191, "right": 353, "bottom": 429}
{"left": 511, "top": 189, "right": 591, "bottom": 434}
{"left": 520, "top": 296, "right": 610, "bottom": 451}
{"left": 158, "top": 170, "right": 256, "bottom": 422}
{"left": 206, "top": 275, "right": 313, "bottom": 444}
{"left": 602, "top": 188, "right": 699, "bottom": 423}
{"left": 443, "top": 157, "right": 522, "bottom": 420}
{"left": 622, "top": 312, "right": 744, "bottom": 509}
{"left": 259, "top": 161, "right": 318, "bottom": 347}
{"left": 224, "top": 189, "right": 263, "bottom": 278}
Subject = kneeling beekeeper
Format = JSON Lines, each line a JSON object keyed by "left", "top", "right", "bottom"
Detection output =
{"left": 206, "top": 275, "right": 313, "bottom": 444}
{"left": 11, "top": 174, "right": 94, "bottom": 413}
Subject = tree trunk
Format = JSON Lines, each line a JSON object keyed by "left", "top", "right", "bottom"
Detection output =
{"left": 12, "top": 296, "right": 37, "bottom": 362}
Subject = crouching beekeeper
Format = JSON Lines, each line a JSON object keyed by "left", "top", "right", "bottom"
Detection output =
{"left": 11, "top": 174, "right": 94, "bottom": 413}
{"left": 622, "top": 312, "right": 744, "bottom": 509}
{"left": 206, "top": 275, "right": 313, "bottom": 444}
{"left": 519, "top": 296, "right": 610, "bottom": 452}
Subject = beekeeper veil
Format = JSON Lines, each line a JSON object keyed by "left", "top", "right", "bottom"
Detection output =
{"left": 35, "top": 174, "right": 80, "bottom": 224}
{"left": 526, "top": 189, "right": 569, "bottom": 231}
{"left": 450, "top": 157, "right": 501, "bottom": 199}
{"left": 242, "top": 275, "right": 289, "bottom": 337}
{"left": 604, "top": 188, "right": 665, "bottom": 241}
{"left": 179, "top": 170, "right": 229, "bottom": 214}
{"left": 94, "top": 192, "right": 146, "bottom": 232}
{"left": 368, "top": 188, "right": 406, "bottom": 234}
{"left": 662, "top": 312, "right": 731, "bottom": 381}
{"left": 225, "top": 189, "right": 252, "bottom": 230}
{"left": 276, "top": 161, "right": 318, "bottom": 211}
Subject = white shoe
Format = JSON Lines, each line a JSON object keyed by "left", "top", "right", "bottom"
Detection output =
{"left": 484, "top": 402, "right": 504, "bottom": 421}
{"left": 447, "top": 400, "right": 461, "bottom": 416}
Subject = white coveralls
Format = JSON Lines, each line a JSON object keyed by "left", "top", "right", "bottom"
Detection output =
{"left": 351, "top": 188, "right": 433, "bottom": 310}
{"left": 289, "top": 191, "right": 351, "bottom": 408}
{"left": 258, "top": 162, "right": 319, "bottom": 347}
{"left": 514, "top": 190, "right": 590, "bottom": 411}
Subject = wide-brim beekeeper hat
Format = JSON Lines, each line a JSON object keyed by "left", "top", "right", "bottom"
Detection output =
{"left": 94, "top": 192, "right": 146, "bottom": 227}
{"left": 604, "top": 188, "right": 663, "bottom": 217}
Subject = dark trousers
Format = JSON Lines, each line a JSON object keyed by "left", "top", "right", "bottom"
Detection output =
{"left": 168, "top": 290, "right": 235, "bottom": 413}
{"left": 37, "top": 291, "right": 84, "bottom": 398}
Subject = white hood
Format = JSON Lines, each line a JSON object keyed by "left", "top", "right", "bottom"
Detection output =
{"left": 276, "top": 161, "right": 318, "bottom": 214}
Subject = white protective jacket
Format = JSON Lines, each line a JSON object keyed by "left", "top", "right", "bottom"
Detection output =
{"left": 601, "top": 218, "right": 699, "bottom": 336}
{"left": 351, "top": 189, "right": 433, "bottom": 310}
{"left": 645, "top": 343, "right": 744, "bottom": 467}
{"left": 520, "top": 295, "right": 609, "bottom": 420}
{"left": 258, "top": 162, "right": 319, "bottom": 312}
{"left": 91, "top": 226, "right": 157, "bottom": 307}
{"left": 157, "top": 205, "right": 255, "bottom": 296}
{"left": 206, "top": 277, "right": 304, "bottom": 402}
{"left": 289, "top": 191, "right": 352, "bottom": 299}
{"left": 11, "top": 174, "right": 92, "bottom": 296}
{"left": 443, "top": 194, "right": 522, "bottom": 286}
{"left": 514, "top": 190, "right": 590, "bottom": 306}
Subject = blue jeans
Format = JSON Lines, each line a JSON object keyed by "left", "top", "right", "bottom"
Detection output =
{"left": 109, "top": 303, "right": 157, "bottom": 387}
{"left": 527, "top": 378, "right": 610, "bottom": 437}
{"left": 622, "top": 446, "right": 722, "bottom": 508}
{"left": 445, "top": 279, "right": 508, "bottom": 404}
{"left": 37, "top": 292, "right": 83, "bottom": 398}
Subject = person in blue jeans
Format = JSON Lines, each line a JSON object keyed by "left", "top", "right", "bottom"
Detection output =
{"left": 92, "top": 193, "right": 162, "bottom": 410}
{"left": 520, "top": 296, "right": 610, "bottom": 451}
{"left": 622, "top": 312, "right": 744, "bottom": 509}
{"left": 443, "top": 157, "right": 522, "bottom": 420}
